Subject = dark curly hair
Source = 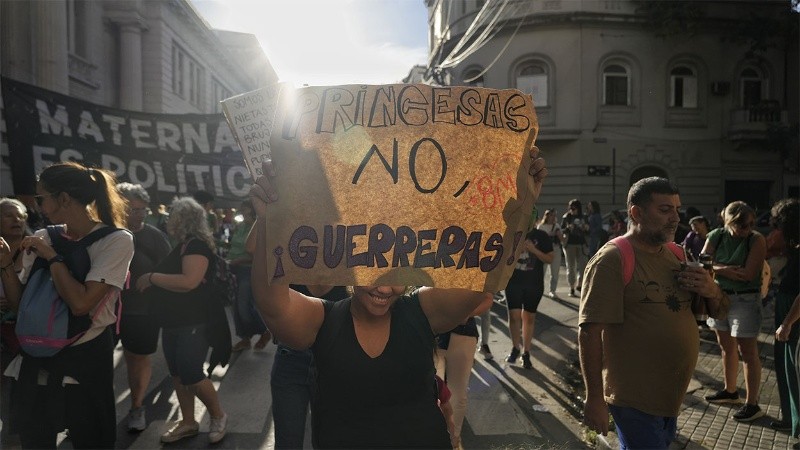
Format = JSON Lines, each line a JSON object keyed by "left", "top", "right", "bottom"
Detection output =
{"left": 771, "top": 198, "right": 799, "bottom": 249}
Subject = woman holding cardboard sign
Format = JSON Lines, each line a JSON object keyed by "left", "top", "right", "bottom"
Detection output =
{"left": 249, "top": 147, "right": 547, "bottom": 448}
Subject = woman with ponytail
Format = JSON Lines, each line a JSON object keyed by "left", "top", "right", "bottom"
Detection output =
{"left": 0, "top": 162, "right": 134, "bottom": 448}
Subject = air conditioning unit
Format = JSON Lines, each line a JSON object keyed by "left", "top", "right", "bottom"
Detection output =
{"left": 711, "top": 81, "right": 730, "bottom": 96}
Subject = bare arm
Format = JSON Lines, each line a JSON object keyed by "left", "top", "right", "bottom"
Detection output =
{"left": 137, "top": 254, "right": 209, "bottom": 293}
{"left": 18, "top": 235, "right": 115, "bottom": 316}
{"left": 579, "top": 322, "right": 609, "bottom": 436}
{"left": 418, "top": 287, "right": 492, "bottom": 335}
{"left": 249, "top": 162, "right": 326, "bottom": 350}
{"left": 777, "top": 294, "right": 800, "bottom": 342}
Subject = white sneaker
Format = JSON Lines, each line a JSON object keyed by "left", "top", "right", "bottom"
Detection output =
{"left": 209, "top": 413, "right": 228, "bottom": 444}
{"left": 127, "top": 407, "right": 146, "bottom": 432}
{"left": 161, "top": 421, "right": 199, "bottom": 443}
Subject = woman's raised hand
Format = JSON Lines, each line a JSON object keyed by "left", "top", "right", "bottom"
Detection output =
{"left": 527, "top": 146, "right": 547, "bottom": 200}
{"left": 249, "top": 159, "right": 277, "bottom": 220}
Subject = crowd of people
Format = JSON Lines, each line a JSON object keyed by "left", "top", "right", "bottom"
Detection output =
{"left": 0, "top": 155, "right": 798, "bottom": 449}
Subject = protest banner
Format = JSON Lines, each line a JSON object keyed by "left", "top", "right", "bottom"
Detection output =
{"left": 1, "top": 76, "right": 248, "bottom": 207}
{"left": 223, "top": 84, "right": 539, "bottom": 291}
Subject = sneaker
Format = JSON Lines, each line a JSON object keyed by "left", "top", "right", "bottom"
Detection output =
{"left": 505, "top": 347, "right": 520, "bottom": 364}
{"left": 547, "top": 291, "right": 556, "bottom": 298}
{"left": 732, "top": 403, "right": 765, "bottom": 422}
{"left": 209, "top": 413, "right": 228, "bottom": 444}
{"left": 161, "top": 421, "right": 199, "bottom": 443}
{"left": 127, "top": 407, "right": 146, "bottom": 432}
{"left": 569, "top": 289, "right": 577, "bottom": 298}
{"left": 770, "top": 420, "right": 792, "bottom": 431}
{"left": 232, "top": 339, "right": 251, "bottom": 352}
{"left": 521, "top": 352, "right": 532, "bottom": 369}
{"left": 478, "top": 344, "right": 494, "bottom": 360}
{"left": 704, "top": 389, "right": 741, "bottom": 404}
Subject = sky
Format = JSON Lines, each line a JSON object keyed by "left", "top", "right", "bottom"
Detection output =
{"left": 190, "top": 0, "right": 430, "bottom": 86}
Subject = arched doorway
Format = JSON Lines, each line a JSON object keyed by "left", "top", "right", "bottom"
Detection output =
{"left": 629, "top": 166, "right": 669, "bottom": 187}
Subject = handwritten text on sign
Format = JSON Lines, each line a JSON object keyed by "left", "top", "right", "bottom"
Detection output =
{"left": 228, "top": 84, "right": 538, "bottom": 291}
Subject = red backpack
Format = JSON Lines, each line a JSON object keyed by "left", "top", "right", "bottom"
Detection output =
{"left": 609, "top": 236, "right": 686, "bottom": 285}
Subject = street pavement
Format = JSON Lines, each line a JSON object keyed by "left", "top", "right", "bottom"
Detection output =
{"left": 1, "top": 269, "right": 795, "bottom": 449}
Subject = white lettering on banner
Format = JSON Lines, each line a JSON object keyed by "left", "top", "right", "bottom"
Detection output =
{"left": 130, "top": 119, "right": 156, "bottom": 149}
{"left": 34, "top": 103, "right": 237, "bottom": 155}
{"left": 154, "top": 162, "right": 177, "bottom": 193}
{"left": 156, "top": 122, "right": 182, "bottom": 151}
{"left": 31, "top": 146, "right": 248, "bottom": 197}
{"left": 101, "top": 154, "right": 126, "bottom": 178}
{"left": 78, "top": 111, "right": 104, "bottom": 143}
{"left": 102, "top": 114, "right": 126, "bottom": 146}
{"left": 183, "top": 123, "right": 209, "bottom": 154}
{"left": 129, "top": 159, "right": 156, "bottom": 186}
{"left": 36, "top": 100, "right": 71, "bottom": 137}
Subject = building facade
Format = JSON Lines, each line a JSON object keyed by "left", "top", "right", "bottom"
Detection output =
{"left": 0, "top": 0, "right": 277, "bottom": 195}
{"left": 426, "top": 0, "right": 799, "bottom": 218}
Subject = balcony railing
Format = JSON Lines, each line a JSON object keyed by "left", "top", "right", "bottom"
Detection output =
{"left": 729, "top": 101, "right": 788, "bottom": 141}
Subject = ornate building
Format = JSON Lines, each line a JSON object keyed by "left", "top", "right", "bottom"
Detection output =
{"left": 426, "top": 0, "right": 798, "bottom": 217}
{"left": 0, "top": 0, "right": 276, "bottom": 195}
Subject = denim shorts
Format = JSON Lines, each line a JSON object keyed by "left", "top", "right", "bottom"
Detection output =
{"left": 707, "top": 292, "right": 762, "bottom": 338}
{"left": 608, "top": 404, "right": 677, "bottom": 450}
{"left": 162, "top": 324, "right": 209, "bottom": 385}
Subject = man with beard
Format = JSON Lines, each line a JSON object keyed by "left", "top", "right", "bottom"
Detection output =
{"left": 579, "top": 177, "right": 729, "bottom": 449}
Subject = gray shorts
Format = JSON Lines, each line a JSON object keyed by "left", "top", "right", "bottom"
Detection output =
{"left": 706, "top": 292, "right": 762, "bottom": 338}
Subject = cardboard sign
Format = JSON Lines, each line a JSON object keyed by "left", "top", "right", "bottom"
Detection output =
{"left": 223, "top": 84, "right": 539, "bottom": 291}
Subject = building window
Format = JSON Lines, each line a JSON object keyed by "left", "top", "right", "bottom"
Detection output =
{"left": 669, "top": 66, "right": 697, "bottom": 108}
{"left": 463, "top": 68, "right": 484, "bottom": 87}
{"left": 212, "top": 78, "right": 232, "bottom": 113}
{"left": 66, "top": 0, "right": 87, "bottom": 57}
{"left": 603, "top": 64, "right": 630, "bottom": 106}
{"left": 740, "top": 67, "right": 765, "bottom": 108}
{"left": 172, "top": 45, "right": 184, "bottom": 98}
{"left": 172, "top": 43, "right": 203, "bottom": 107}
{"left": 516, "top": 63, "right": 548, "bottom": 107}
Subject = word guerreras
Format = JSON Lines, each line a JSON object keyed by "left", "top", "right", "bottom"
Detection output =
{"left": 281, "top": 85, "right": 533, "bottom": 139}
{"left": 282, "top": 224, "right": 524, "bottom": 273}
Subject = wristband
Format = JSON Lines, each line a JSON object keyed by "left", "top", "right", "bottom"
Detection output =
{"left": 47, "top": 254, "right": 66, "bottom": 266}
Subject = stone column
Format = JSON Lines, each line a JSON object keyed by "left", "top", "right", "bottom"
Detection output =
{"left": 119, "top": 22, "right": 143, "bottom": 110}
{"left": 32, "top": 0, "right": 69, "bottom": 94}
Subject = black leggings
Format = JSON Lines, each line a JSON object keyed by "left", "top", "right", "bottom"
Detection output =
{"left": 17, "top": 329, "right": 116, "bottom": 449}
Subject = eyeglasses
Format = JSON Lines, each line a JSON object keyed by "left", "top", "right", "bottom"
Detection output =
{"left": 34, "top": 193, "right": 55, "bottom": 206}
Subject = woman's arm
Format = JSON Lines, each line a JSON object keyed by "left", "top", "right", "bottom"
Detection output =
{"left": 740, "top": 233, "right": 767, "bottom": 281}
{"left": 777, "top": 294, "right": 800, "bottom": 342}
{"left": 0, "top": 238, "right": 22, "bottom": 310}
{"left": 248, "top": 161, "right": 326, "bottom": 350}
{"left": 18, "top": 234, "right": 123, "bottom": 316}
{"left": 138, "top": 253, "right": 209, "bottom": 293}
{"left": 418, "top": 287, "right": 492, "bottom": 335}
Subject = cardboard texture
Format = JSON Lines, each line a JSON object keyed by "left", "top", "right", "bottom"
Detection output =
{"left": 224, "top": 84, "right": 539, "bottom": 291}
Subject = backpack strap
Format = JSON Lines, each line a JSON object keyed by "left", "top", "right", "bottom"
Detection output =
{"left": 610, "top": 237, "right": 686, "bottom": 286}
{"left": 610, "top": 237, "right": 635, "bottom": 286}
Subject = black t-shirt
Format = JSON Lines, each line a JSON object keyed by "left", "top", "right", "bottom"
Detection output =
{"left": 122, "top": 224, "right": 172, "bottom": 315}
{"left": 151, "top": 238, "right": 215, "bottom": 328}
{"left": 508, "top": 228, "right": 553, "bottom": 287}
{"left": 561, "top": 212, "right": 587, "bottom": 245}
{"left": 311, "top": 295, "right": 450, "bottom": 448}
